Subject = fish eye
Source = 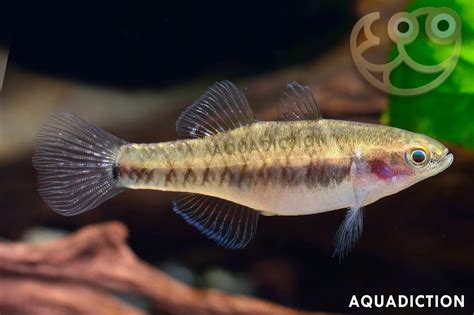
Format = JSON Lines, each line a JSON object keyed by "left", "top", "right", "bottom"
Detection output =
{"left": 406, "top": 147, "right": 430, "bottom": 167}
{"left": 412, "top": 150, "right": 426, "bottom": 163}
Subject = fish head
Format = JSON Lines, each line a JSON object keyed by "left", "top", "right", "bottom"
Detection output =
{"left": 366, "top": 129, "right": 453, "bottom": 197}
{"left": 403, "top": 132, "right": 453, "bottom": 181}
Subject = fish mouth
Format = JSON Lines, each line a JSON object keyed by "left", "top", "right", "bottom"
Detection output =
{"left": 439, "top": 149, "right": 454, "bottom": 171}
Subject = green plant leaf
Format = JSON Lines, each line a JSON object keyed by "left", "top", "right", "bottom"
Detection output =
{"left": 386, "top": 0, "right": 474, "bottom": 149}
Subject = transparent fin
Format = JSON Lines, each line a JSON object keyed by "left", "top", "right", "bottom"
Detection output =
{"left": 176, "top": 80, "right": 256, "bottom": 139}
{"left": 333, "top": 207, "right": 364, "bottom": 261}
{"left": 33, "top": 112, "right": 128, "bottom": 216}
{"left": 173, "top": 193, "right": 259, "bottom": 249}
{"left": 333, "top": 154, "right": 369, "bottom": 260}
{"left": 279, "top": 81, "right": 321, "bottom": 121}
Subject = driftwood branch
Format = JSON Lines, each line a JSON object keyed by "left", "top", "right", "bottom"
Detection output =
{"left": 0, "top": 221, "right": 329, "bottom": 315}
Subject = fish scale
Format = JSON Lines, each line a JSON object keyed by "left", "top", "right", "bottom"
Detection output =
{"left": 119, "top": 121, "right": 350, "bottom": 192}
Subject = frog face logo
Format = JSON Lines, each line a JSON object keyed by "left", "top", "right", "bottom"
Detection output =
{"left": 350, "top": 7, "right": 461, "bottom": 96}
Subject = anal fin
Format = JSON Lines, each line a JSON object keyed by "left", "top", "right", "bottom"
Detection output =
{"left": 173, "top": 193, "right": 259, "bottom": 249}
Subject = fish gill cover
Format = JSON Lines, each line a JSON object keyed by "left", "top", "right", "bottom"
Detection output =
{"left": 385, "top": 0, "right": 474, "bottom": 149}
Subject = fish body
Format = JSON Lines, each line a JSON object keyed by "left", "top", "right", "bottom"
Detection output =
{"left": 118, "top": 119, "right": 451, "bottom": 216}
{"left": 33, "top": 81, "right": 453, "bottom": 257}
{"left": 119, "top": 120, "right": 354, "bottom": 215}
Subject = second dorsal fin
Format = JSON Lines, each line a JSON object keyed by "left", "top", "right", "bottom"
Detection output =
{"left": 279, "top": 81, "right": 322, "bottom": 121}
{"left": 176, "top": 80, "right": 256, "bottom": 139}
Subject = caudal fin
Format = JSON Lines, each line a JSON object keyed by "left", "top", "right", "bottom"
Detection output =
{"left": 33, "top": 113, "right": 127, "bottom": 216}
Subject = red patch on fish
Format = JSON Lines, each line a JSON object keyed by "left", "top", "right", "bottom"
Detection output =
{"left": 369, "top": 159, "right": 410, "bottom": 180}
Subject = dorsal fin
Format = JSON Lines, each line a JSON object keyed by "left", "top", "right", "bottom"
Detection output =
{"left": 173, "top": 193, "right": 259, "bottom": 249}
{"left": 176, "top": 81, "right": 256, "bottom": 139}
{"left": 279, "top": 81, "right": 322, "bottom": 121}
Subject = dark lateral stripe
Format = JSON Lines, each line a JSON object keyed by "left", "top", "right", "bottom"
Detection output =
{"left": 165, "top": 168, "right": 178, "bottom": 185}
{"left": 120, "top": 160, "right": 350, "bottom": 190}
{"left": 219, "top": 166, "right": 234, "bottom": 186}
{"left": 183, "top": 168, "right": 197, "bottom": 186}
{"left": 237, "top": 164, "right": 248, "bottom": 187}
{"left": 120, "top": 165, "right": 156, "bottom": 183}
{"left": 305, "top": 160, "right": 346, "bottom": 187}
{"left": 202, "top": 167, "right": 212, "bottom": 185}
{"left": 209, "top": 161, "right": 350, "bottom": 189}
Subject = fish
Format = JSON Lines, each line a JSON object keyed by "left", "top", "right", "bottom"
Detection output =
{"left": 33, "top": 81, "right": 454, "bottom": 258}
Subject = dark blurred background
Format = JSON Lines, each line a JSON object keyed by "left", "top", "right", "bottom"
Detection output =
{"left": 0, "top": 1, "right": 353, "bottom": 88}
{"left": 0, "top": 1, "right": 473, "bottom": 314}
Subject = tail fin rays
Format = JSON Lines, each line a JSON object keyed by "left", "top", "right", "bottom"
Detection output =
{"left": 33, "top": 113, "right": 127, "bottom": 216}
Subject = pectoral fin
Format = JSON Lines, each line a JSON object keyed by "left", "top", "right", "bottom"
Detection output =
{"left": 333, "top": 206, "right": 365, "bottom": 261}
{"left": 333, "top": 154, "right": 369, "bottom": 260}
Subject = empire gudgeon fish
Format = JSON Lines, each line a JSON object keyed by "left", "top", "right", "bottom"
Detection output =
{"left": 33, "top": 81, "right": 453, "bottom": 258}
